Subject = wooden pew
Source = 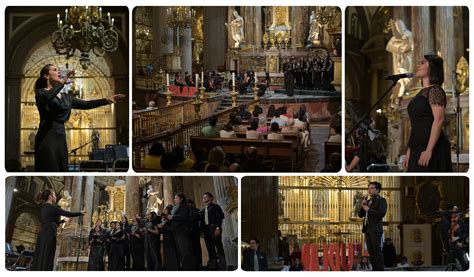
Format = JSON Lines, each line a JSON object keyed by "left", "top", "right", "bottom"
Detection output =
{"left": 190, "top": 136, "right": 297, "bottom": 171}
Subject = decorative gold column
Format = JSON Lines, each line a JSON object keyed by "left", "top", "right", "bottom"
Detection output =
{"left": 436, "top": 7, "right": 455, "bottom": 90}
{"left": 105, "top": 182, "right": 126, "bottom": 222}
{"left": 126, "top": 176, "right": 140, "bottom": 217}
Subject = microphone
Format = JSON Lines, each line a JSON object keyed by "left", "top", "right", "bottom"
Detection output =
{"left": 384, "top": 73, "right": 415, "bottom": 80}
{"left": 93, "top": 133, "right": 101, "bottom": 142}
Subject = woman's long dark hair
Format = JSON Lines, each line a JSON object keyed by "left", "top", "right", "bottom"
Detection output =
{"left": 35, "top": 189, "right": 54, "bottom": 204}
{"left": 175, "top": 192, "right": 187, "bottom": 204}
{"left": 424, "top": 54, "right": 444, "bottom": 86}
{"left": 34, "top": 64, "right": 54, "bottom": 91}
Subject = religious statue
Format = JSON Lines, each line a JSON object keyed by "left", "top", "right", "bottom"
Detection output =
{"left": 278, "top": 191, "right": 285, "bottom": 217}
{"left": 455, "top": 56, "right": 469, "bottom": 94}
{"left": 146, "top": 184, "right": 163, "bottom": 213}
{"left": 307, "top": 11, "right": 322, "bottom": 47}
{"left": 386, "top": 19, "right": 414, "bottom": 102}
{"left": 230, "top": 10, "right": 244, "bottom": 48}
{"left": 58, "top": 190, "right": 72, "bottom": 229}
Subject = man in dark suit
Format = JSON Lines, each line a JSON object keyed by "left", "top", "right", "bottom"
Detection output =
{"left": 242, "top": 238, "right": 268, "bottom": 271}
{"left": 201, "top": 192, "right": 226, "bottom": 270}
{"left": 358, "top": 181, "right": 387, "bottom": 271}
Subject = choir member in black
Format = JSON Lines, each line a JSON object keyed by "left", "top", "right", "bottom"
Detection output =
{"left": 120, "top": 215, "right": 131, "bottom": 270}
{"left": 322, "top": 56, "right": 335, "bottom": 91}
{"left": 201, "top": 192, "right": 227, "bottom": 270}
{"left": 144, "top": 212, "right": 161, "bottom": 270}
{"left": 167, "top": 193, "right": 195, "bottom": 270}
{"left": 87, "top": 219, "right": 107, "bottom": 271}
{"left": 129, "top": 216, "right": 145, "bottom": 270}
{"left": 283, "top": 59, "right": 294, "bottom": 96}
{"left": 33, "top": 64, "right": 125, "bottom": 172}
{"left": 159, "top": 205, "right": 180, "bottom": 270}
{"left": 31, "top": 189, "right": 84, "bottom": 270}
{"left": 188, "top": 200, "right": 203, "bottom": 269}
{"left": 108, "top": 220, "right": 126, "bottom": 271}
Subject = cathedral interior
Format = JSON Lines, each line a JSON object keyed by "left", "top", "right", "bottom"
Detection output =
{"left": 4, "top": 7, "right": 129, "bottom": 171}
{"left": 132, "top": 6, "right": 342, "bottom": 172}
{"left": 241, "top": 176, "right": 469, "bottom": 270}
{"left": 345, "top": 7, "right": 470, "bottom": 171}
{"left": 5, "top": 176, "right": 238, "bottom": 270}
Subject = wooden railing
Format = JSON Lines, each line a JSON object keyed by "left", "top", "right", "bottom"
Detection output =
{"left": 133, "top": 99, "right": 259, "bottom": 170}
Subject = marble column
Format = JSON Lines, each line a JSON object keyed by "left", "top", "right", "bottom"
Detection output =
{"left": 83, "top": 177, "right": 95, "bottom": 228}
{"left": 291, "top": 7, "right": 305, "bottom": 48}
{"left": 126, "top": 176, "right": 140, "bottom": 217}
{"left": 213, "top": 176, "right": 238, "bottom": 268}
{"left": 5, "top": 78, "right": 21, "bottom": 164}
{"left": 244, "top": 6, "right": 254, "bottom": 46}
{"left": 163, "top": 176, "right": 174, "bottom": 206}
{"left": 70, "top": 176, "right": 83, "bottom": 225}
{"left": 203, "top": 6, "right": 227, "bottom": 71}
{"left": 181, "top": 28, "right": 192, "bottom": 74}
{"left": 436, "top": 6, "right": 455, "bottom": 90}
{"left": 254, "top": 7, "right": 262, "bottom": 49}
{"left": 241, "top": 176, "right": 279, "bottom": 263}
{"left": 154, "top": 7, "right": 173, "bottom": 56}
{"left": 411, "top": 7, "right": 434, "bottom": 77}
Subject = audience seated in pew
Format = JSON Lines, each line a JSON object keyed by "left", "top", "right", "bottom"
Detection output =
{"left": 232, "top": 115, "right": 247, "bottom": 132}
{"left": 246, "top": 119, "right": 264, "bottom": 140}
{"left": 204, "top": 146, "right": 228, "bottom": 172}
{"left": 257, "top": 116, "right": 271, "bottom": 133}
{"left": 271, "top": 111, "right": 287, "bottom": 127}
{"left": 143, "top": 142, "right": 165, "bottom": 171}
{"left": 240, "top": 146, "right": 270, "bottom": 172}
{"left": 268, "top": 122, "right": 284, "bottom": 140}
{"left": 220, "top": 122, "right": 237, "bottom": 138}
{"left": 201, "top": 115, "right": 220, "bottom": 138}
{"left": 321, "top": 152, "right": 342, "bottom": 172}
{"left": 173, "top": 146, "right": 195, "bottom": 171}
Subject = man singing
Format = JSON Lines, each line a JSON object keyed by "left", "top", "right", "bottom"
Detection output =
{"left": 201, "top": 192, "right": 227, "bottom": 270}
{"left": 358, "top": 181, "right": 387, "bottom": 271}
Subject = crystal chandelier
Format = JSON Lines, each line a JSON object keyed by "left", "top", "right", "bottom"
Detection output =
{"left": 166, "top": 7, "right": 196, "bottom": 35}
{"left": 51, "top": 6, "right": 119, "bottom": 70}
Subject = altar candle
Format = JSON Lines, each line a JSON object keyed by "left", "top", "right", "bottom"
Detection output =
{"left": 195, "top": 73, "right": 199, "bottom": 89}
{"left": 201, "top": 71, "right": 204, "bottom": 85}
{"left": 59, "top": 20, "right": 63, "bottom": 28}
{"left": 99, "top": 7, "right": 102, "bottom": 19}
{"left": 166, "top": 73, "right": 170, "bottom": 86}
{"left": 232, "top": 72, "right": 235, "bottom": 87}
{"left": 107, "top": 12, "right": 111, "bottom": 24}
{"left": 111, "top": 18, "right": 115, "bottom": 27}
{"left": 65, "top": 9, "right": 68, "bottom": 21}
{"left": 255, "top": 73, "right": 258, "bottom": 84}
{"left": 57, "top": 13, "right": 60, "bottom": 27}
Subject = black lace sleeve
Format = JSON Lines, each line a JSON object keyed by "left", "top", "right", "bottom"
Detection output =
{"left": 428, "top": 85, "right": 447, "bottom": 107}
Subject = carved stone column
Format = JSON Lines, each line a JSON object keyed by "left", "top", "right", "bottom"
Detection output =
{"left": 181, "top": 28, "right": 193, "bottom": 74}
{"left": 163, "top": 176, "right": 174, "bottom": 206}
{"left": 203, "top": 6, "right": 227, "bottom": 71}
{"left": 291, "top": 6, "right": 305, "bottom": 48}
{"left": 436, "top": 6, "right": 455, "bottom": 90}
{"left": 213, "top": 176, "right": 238, "bottom": 268}
{"left": 411, "top": 7, "right": 434, "bottom": 77}
{"left": 254, "top": 7, "right": 262, "bottom": 48}
{"left": 83, "top": 176, "right": 95, "bottom": 228}
{"left": 241, "top": 176, "right": 279, "bottom": 263}
{"left": 244, "top": 6, "right": 254, "bottom": 46}
{"left": 70, "top": 176, "right": 83, "bottom": 225}
{"left": 126, "top": 176, "right": 140, "bottom": 217}
{"left": 154, "top": 7, "right": 173, "bottom": 57}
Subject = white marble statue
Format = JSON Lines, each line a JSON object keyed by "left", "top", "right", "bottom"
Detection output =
{"left": 307, "top": 11, "right": 322, "bottom": 46}
{"left": 386, "top": 19, "right": 414, "bottom": 99}
{"left": 146, "top": 185, "right": 163, "bottom": 213}
{"left": 230, "top": 10, "right": 244, "bottom": 48}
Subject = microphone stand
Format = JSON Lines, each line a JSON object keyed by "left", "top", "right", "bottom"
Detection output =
{"left": 70, "top": 137, "right": 99, "bottom": 172}
{"left": 347, "top": 79, "right": 399, "bottom": 172}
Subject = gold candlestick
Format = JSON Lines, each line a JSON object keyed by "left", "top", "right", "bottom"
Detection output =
{"left": 164, "top": 85, "right": 172, "bottom": 106}
{"left": 192, "top": 97, "right": 203, "bottom": 120}
{"left": 230, "top": 85, "right": 238, "bottom": 107}
{"left": 199, "top": 85, "right": 206, "bottom": 101}
{"left": 253, "top": 83, "right": 260, "bottom": 103}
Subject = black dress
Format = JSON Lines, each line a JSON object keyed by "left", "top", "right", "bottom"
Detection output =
{"left": 161, "top": 220, "right": 180, "bottom": 270}
{"left": 108, "top": 228, "right": 125, "bottom": 270}
{"left": 171, "top": 203, "right": 195, "bottom": 270}
{"left": 129, "top": 225, "right": 145, "bottom": 270}
{"left": 35, "top": 84, "right": 109, "bottom": 172}
{"left": 87, "top": 228, "right": 106, "bottom": 270}
{"left": 407, "top": 85, "right": 452, "bottom": 172}
{"left": 31, "top": 203, "right": 82, "bottom": 270}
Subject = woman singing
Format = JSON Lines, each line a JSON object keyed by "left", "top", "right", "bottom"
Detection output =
{"left": 87, "top": 219, "right": 106, "bottom": 270}
{"left": 32, "top": 189, "right": 84, "bottom": 270}
{"left": 34, "top": 64, "right": 125, "bottom": 172}
{"left": 403, "top": 54, "right": 452, "bottom": 172}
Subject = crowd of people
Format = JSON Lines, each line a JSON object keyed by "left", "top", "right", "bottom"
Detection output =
{"left": 142, "top": 104, "right": 312, "bottom": 172}
{"left": 283, "top": 55, "right": 335, "bottom": 91}
{"left": 86, "top": 192, "right": 228, "bottom": 271}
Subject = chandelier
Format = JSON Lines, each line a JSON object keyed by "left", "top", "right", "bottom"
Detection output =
{"left": 51, "top": 6, "right": 119, "bottom": 70}
{"left": 166, "top": 7, "right": 196, "bottom": 35}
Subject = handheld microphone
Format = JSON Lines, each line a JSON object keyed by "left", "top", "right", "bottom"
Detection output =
{"left": 384, "top": 73, "right": 415, "bottom": 80}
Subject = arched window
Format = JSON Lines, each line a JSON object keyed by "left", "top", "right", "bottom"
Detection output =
{"left": 20, "top": 38, "right": 117, "bottom": 168}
